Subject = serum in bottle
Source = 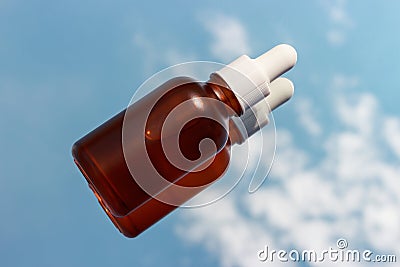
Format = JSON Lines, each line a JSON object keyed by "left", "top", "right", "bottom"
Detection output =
{"left": 72, "top": 44, "right": 297, "bottom": 237}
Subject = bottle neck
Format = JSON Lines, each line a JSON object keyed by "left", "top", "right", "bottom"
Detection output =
{"left": 228, "top": 101, "right": 271, "bottom": 145}
{"left": 228, "top": 118, "right": 246, "bottom": 145}
{"left": 207, "top": 73, "right": 244, "bottom": 117}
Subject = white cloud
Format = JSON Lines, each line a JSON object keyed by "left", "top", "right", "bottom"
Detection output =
{"left": 133, "top": 33, "right": 198, "bottom": 76}
{"left": 176, "top": 75, "right": 400, "bottom": 266}
{"left": 383, "top": 117, "right": 400, "bottom": 158}
{"left": 201, "top": 13, "right": 251, "bottom": 62}
{"left": 327, "top": 0, "right": 354, "bottom": 27}
{"left": 321, "top": 0, "right": 355, "bottom": 46}
{"left": 336, "top": 93, "right": 377, "bottom": 134}
{"left": 327, "top": 29, "right": 346, "bottom": 46}
{"left": 331, "top": 74, "right": 359, "bottom": 90}
{"left": 295, "top": 98, "right": 322, "bottom": 137}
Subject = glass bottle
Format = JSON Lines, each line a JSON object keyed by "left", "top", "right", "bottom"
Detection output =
{"left": 72, "top": 44, "right": 297, "bottom": 236}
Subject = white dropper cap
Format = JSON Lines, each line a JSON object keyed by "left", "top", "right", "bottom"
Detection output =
{"left": 214, "top": 44, "right": 297, "bottom": 112}
{"left": 230, "top": 77, "right": 294, "bottom": 144}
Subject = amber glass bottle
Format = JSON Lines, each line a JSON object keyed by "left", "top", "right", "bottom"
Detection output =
{"left": 90, "top": 77, "right": 295, "bottom": 237}
{"left": 72, "top": 44, "right": 297, "bottom": 237}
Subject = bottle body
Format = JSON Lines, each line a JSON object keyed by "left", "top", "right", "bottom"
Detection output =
{"left": 72, "top": 76, "right": 241, "bottom": 235}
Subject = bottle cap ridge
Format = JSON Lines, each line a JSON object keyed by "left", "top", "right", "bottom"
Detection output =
{"left": 215, "top": 44, "right": 297, "bottom": 112}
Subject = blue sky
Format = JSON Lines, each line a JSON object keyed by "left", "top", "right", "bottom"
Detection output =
{"left": 1, "top": 0, "right": 400, "bottom": 266}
